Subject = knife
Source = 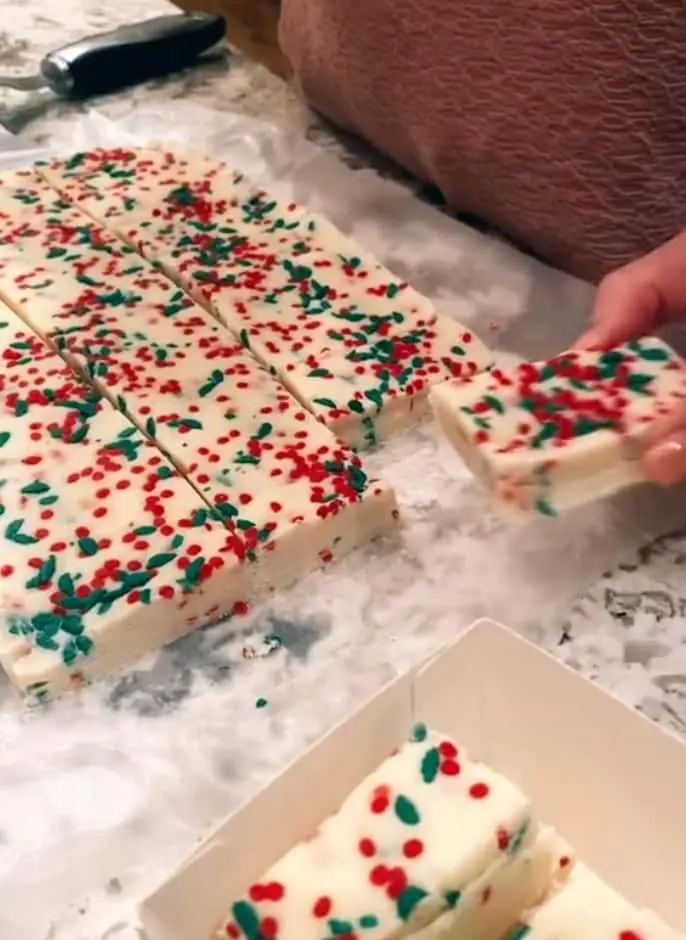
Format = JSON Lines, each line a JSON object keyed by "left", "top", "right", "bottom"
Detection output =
{"left": 0, "top": 12, "right": 227, "bottom": 99}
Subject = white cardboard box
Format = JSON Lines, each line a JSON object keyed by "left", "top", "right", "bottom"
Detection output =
{"left": 140, "top": 619, "right": 686, "bottom": 940}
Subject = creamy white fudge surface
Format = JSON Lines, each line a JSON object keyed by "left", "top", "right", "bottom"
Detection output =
{"left": 509, "top": 864, "right": 684, "bottom": 940}
{"left": 416, "top": 827, "right": 572, "bottom": 940}
{"left": 0, "top": 309, "right": 246, "bottom": 696}
{"left": 0, "top": 168, "right": 399, "bottom": 606}
{"left": 38, "top": 146, "right": 492, "bottom": 449}
{"left": 430, "top": 341, "right": 686, "bottom": 518}
{"left": 0, "top": 168, "right": 400, "bottom": 695}
{"left": 219, "top": 724, "right": 571, "bottom": 940}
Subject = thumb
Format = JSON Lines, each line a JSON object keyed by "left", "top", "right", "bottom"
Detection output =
{"left": 642, "top": 401, "right": 686, "bottom": 486}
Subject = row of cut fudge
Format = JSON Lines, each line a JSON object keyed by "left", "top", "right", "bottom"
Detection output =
{"left": 0, "top": 307, "right": 241, "bottom": 694}
{"left": 218, "top": 725, "right": 683, "bottom": 940}
{"left": 0, "top": 152, "right": 493, "bottom": 695}
{"left": 0, "top": 243, "right": 396, "bottom": 695}
{"left": 34, "top": 146, "right": 493, "bottom": 450}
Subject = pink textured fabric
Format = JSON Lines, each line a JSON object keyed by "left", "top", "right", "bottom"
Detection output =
{"left": 279, "top": 0, "right": 686, "bottom": 281}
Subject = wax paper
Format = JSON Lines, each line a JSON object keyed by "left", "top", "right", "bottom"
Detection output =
{"left": 0, "top": 104, "right": 685, "bottom": 940}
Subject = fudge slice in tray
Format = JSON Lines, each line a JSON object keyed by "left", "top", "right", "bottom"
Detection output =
{"left": 430, "top": 341, "right": 686, "bottom": 517}
{"left": 0, "top": 309, "right": 246, "bottom": 696}
{"left": 0, "top": 169, "right": 398, "bottom": 601}
{"left": 506, "top": 863, "right": 684, "bottom": 940}
{"left": 38, "top": 146, "right": 492, "bottom": 449}
{"left": 218, "top": 724, "right": 573, "bottom": 940}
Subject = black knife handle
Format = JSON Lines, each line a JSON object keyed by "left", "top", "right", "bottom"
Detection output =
{"left": 41, "top": 12, "right": 227, "bottom": 99}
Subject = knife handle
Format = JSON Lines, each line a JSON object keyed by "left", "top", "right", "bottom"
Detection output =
{"left": 41, "top": 12, "right": 227, "bottom": 99}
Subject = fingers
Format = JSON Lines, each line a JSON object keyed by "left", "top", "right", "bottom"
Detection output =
{"left": 576, "top": 231, "right": 686, "bottom": 350}
{"left": 577, "top": 271, "right": 664, "bottom": 349}
{"left": 642, "top": 401, "right": 686, "bottom": 486}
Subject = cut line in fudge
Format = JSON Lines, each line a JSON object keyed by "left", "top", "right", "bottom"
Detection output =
{"left": 217, "top": 723, "right": 574, "bottom": 940}
{"left": 0, "top": 307, "right": 252, "bottom": 696}
{"left": 0, "top": 169, "right": 399, "bottom": 606}
{"left": 430, "top": 341, "right": 686, "bottom": 518}
{"left": 37, "top": 146, "right": 492, "bottom": 449}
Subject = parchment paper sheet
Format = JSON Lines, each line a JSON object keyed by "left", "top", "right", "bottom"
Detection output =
{"left": 0, "top": 105, "right": 684, "bottom": 940}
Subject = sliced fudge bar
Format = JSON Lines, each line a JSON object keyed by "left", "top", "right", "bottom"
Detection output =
{"left": 0, "top": 310, "right": 245, "bottom": 695}
{"left": 507, "top": 863, "right": 684, "bottom": 940}
{"left": 430, "top": 341, "right": 686, "bottom": 517}
{"left": 38, "top": 147, "right": 492, "bottom": 449}
{"left": 416, "top": 826, "right": 572, "bottom": 940}
{"left": 218, "top": 724, "right": 572, "bottom": 940}
{"left": 0, "top": 169, "right": 399, "bottom": 603}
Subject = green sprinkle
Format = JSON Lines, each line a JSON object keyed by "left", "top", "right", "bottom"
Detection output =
{"left": 329, "top": 919, "right": 354, "bottom": 935}
{"left": 396, "top": 885, "right": 428, "bottom": 921}
{"left": 508, "top": 926, "right": 531, "bottom": 940}
{"left": 530, "top": 423, "right": 557, "bottom": 448}
{"left": 409, "top": 722, "right": 428, "bottom": 742}
{"left": 254, "top": 422, "right": 273, "bottom": 441}
{"left": 147, "top": 552, "right": 176, "bottom": 570}
{"left": 626, "top": 373, "right": 653, "bottom": 394}
{"left": 444, "top": 889, "right": 461, "bottom": 908}
{"left": 509, "top": 821, "right": 529, "bottom": 855}
{"left": 255, "top": 697, "right": 268, "bottom": 709}
{"left": 394, "top": 794, "right": 420, "bottom": 825}
{"left": 420, "top": 747, "right": 440, "bottom": 784}
{"left": 78, "top": 537, "right": 99, "bottom": 557}
{"left": 534, "top": 498, "right": 557, "bottom": 518}
{"left": 482, "top": 394, "right": 505, "bottom": 414}
{"left": 21, "top": 481, "right": 50, "bottom": 496}
{"left": 57, "top": 615, "right": 83, "bottom": 637}
{"left": 5, "top": 519, "right": 38, "bottom": 545}
{"left": 58, "top": 573, "right": 75, "bottom": 595}
{"left": 630, "top": 341, "right": 670, "bottom": 362}
{"left": 25, "top": 555, "right": 57, "bottom": 589}
{"left": 198, "top": 369, "right": 225, "bottom": 398}
{"left": 232, "top": 901, "right": 261, "bottom": 940}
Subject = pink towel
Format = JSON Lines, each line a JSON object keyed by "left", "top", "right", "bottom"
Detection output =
{"left": 280, "top": 0, "right": 686, "bottom": 280}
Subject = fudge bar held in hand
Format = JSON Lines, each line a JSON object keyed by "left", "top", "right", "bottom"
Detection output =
{"left": 219, "top": 724, "right": 573, "bottom": 940}
{"left": 430, "top": 340, "right": 686, "bottom": 517}
{"left": 38, "top": 146, "right": 492, "bottom": 449}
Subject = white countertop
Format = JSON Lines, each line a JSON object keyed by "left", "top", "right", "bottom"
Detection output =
{"left": 1, "top": 4, "right": 686, "bottom": 940}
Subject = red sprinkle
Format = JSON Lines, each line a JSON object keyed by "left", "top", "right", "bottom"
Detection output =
{"left": 312, "top": 896, "right": 332, "bottom": 918}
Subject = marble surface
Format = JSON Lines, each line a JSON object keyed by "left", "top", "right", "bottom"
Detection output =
{"left": 1, "top": 3, "right": 686, "bottom": 940}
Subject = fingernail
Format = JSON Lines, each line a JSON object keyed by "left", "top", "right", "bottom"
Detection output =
{"left": 574, "top": 328, "right": 604, "bottom": 350}
{"left": 644, "top": 434, "right": 686, "bottom": 486}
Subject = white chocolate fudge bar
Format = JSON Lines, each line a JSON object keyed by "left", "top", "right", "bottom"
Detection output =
{"left": 0, "top": 310, "right": 247, "bottom": 696}
{"left": 430, "top": 341, "right": 686, "bottom": 517}
{"left": 38, "top": 147, "right": 492, "bottom": 449}
{"left": 508, "top": 863, "right": 684, "bottom": 940}
{"left": 0, "top": 169, "right": 399, "bottom": 599}
{"left": 219, "top": 724, "right": 572, "bottom": 940}
{"left": 417, "top": 827, "right": 573, "bottom": 940}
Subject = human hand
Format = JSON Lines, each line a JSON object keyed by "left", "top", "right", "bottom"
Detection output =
{"left": 576, "top": 232, "right": 686, "bottom": 485}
